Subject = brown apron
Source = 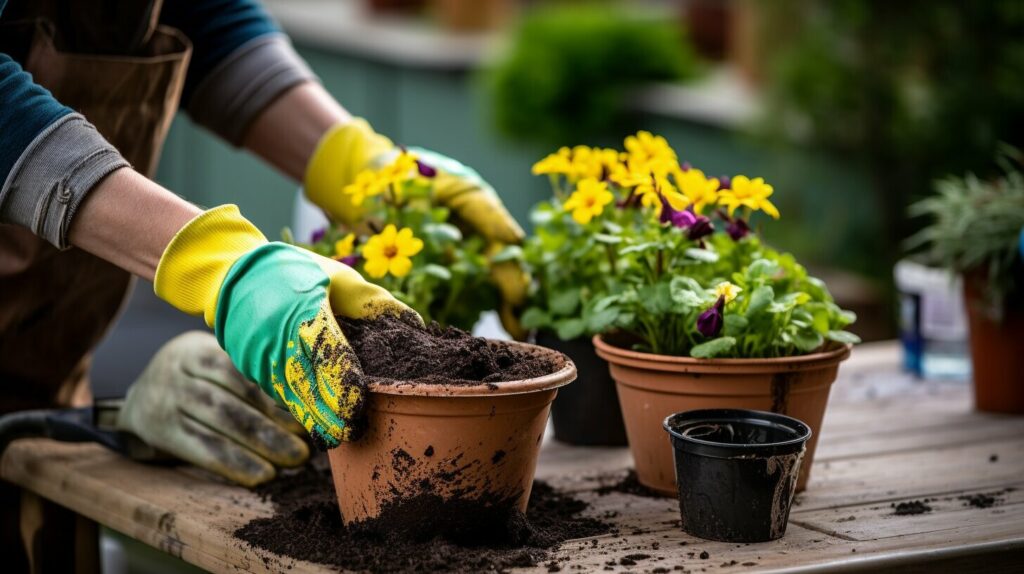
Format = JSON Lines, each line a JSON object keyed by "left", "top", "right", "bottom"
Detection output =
{"left": 0, "top": 1, "right": 191, "bottom": 570}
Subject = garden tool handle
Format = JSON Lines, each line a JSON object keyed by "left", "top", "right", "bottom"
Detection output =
{"left": 0, "top": 404, "right": 166, "bottom": 462}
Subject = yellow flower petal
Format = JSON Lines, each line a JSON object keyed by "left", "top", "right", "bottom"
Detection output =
{"left": 364, "top": 256, "right": 389, "bottom": 278}
{"left": 388, "top": 256, "right": 413, "bottom": 278}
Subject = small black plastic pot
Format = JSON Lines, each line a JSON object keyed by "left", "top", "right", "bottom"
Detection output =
{"left": 536, "top": 332, "right": 627, "bottom": 446}
{"left": 663, "top": 409, "right": 811, "bottom": 542}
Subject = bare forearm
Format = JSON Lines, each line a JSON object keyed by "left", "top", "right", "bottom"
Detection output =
{"left": 242, "top": 82, "right": 351, "bottom": 181}
{"left": 68, "top": 168, "right": 202, "bottom": 281}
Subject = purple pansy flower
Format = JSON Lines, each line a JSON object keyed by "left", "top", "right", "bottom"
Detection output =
{"left": 727, "top": 217, "right": 750, "bottom": 241}
{"left": 660, "top": 195, "right": 697, "bottom": 227}
{"left": 416, "top": 160, "right": 437, "bottom": 178}
{"left": 718, "top": 175, "right": 731, "bottom": 190}
{"left": 310, "top": 227, "right": 327, "bottom": 244}
{"left": 680, "top": 161, "right": 692, "bottom": 172}
{"left": 338, "top": 255, "right": 360, "bottom": 267}
{"left": 687, "top": 215, "right": 714, "bottom": 241}
{"left": 696, "top": 296, "right": 725, "bottom": 338}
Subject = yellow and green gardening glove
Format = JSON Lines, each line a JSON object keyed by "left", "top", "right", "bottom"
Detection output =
{"left": 116, "top": 331, "right": 309, "bottom": 486}
{"left": 154, "top": 204, "right": 417, "bottom": 448}
{"left": 304, "top": 119, "right": 530, "bottom": 338}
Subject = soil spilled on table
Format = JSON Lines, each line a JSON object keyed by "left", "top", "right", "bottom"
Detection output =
{"left": 890, "top": 500, "right": 933, "bottom": 516}
{"left": 595, "top": 470, "right": 672, "bottom": 499}
{"left": 340, "top": 315, "right": 559, "bottom": 385}
{"left": 235, "top": 457, "right": 611, "bottom": 573}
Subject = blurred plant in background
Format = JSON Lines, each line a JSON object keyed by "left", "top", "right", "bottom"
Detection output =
{"left": 486, "top": 2, "right": 699, "bottom": 146}
{"left": 907, "top": 148, "right": 1024, "bottom": 319}
{"left": 522, "top": 132, "right": 858, "bottom": 358}
{"left": 291, "top": 152, "right": 499, "bottom": 330}
{"left": 761, "top": 0, "right": 1024, "bottom": 253}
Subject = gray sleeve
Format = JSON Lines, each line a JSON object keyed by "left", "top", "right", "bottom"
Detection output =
{"left": 0, "top": 114, "right": 130, "bottom": 248}
{"left": 186, "top": 33, "right": 318, "bottom": 146}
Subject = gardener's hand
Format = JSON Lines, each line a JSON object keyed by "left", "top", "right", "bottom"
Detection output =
{"left": 116, "top": 331, "right": 308, "bottom": 486}
{"left": 154, "top": 205, "right": 417, "bottom": 448}
{"left": 303, "top": 119, "right": 529, "bottom": 338}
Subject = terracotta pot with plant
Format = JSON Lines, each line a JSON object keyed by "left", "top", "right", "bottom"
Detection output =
{"left": 528, "top": 133, "right": 860, "bottom": 494}
{"left": 908, "top": 150, "right": 1024, "bottom": 414}
{"left": 291, "top": 144, "right": 572, "bottom": 535}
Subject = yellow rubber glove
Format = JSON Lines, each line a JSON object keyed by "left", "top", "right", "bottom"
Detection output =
{"left": 154, "top": 205, "right": 417, "bottom": 446}
{"left": 303, "top": 119, "right": 529, "bottom": 336}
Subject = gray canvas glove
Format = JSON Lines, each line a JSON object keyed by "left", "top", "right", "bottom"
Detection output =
{"left": 116, "top": 331, "right": 309, "bottom": 486}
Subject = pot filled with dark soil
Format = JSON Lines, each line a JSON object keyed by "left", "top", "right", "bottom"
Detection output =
{"left": 536, "top": 332, "right": 627, "bottom": 446}
{"left": 594, "top": 334, "right": 849, "bottom": 495}
{"left": 963, "top": 272, "right": 1024, "bottom": 414}
{"left": 664, "top": 409, "right": 810, "bottom": 542}
{"left": 329, "top": 316, "right": 575, "bottom": 537}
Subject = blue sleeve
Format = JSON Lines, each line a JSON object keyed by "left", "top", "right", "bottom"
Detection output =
{"left": 0, "top": 54, "right": 73, "bottom": 184}
{"left": 160, "top": 0, "right": 281, "bottom": 105}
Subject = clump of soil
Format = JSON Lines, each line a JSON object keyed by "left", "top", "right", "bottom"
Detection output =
{"left": 890, "top": 500, "right": 932, "bottom": 516}
{"left": 235, "top": 457, "right": 611, "bottom": 573}
{"left": 340, "top": 315, "right": 559, "bottom": 385}
{"left": 959, "top": 489, "right": 1013, "bottom": 509}
{"left": 595, "top": 470, "right": 672, "bottom": 499}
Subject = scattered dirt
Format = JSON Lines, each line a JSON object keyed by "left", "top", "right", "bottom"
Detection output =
{"left": 890, "top": 500, "right": 933, "bottom": 516}
{"left": 595, "top": 470, "right": 672, "bottom": 499}
{"left": 339, "top": 315, "right": 559, "bottom": 385}
{"left": 235, "top": 457, "right": 612, "bottom": 573}
{"left": 959, "top": 489, "right": 1013, "bottom": 509}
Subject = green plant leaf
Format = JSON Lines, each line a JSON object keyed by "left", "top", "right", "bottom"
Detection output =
{"left": 490, "top": 245, "right": 524, "bottom": 263}
{"left": 792, "top": 330, "right": 824, "bottom": 352}
{"left": 555, "top": 318, "right": 587, "bottom": 340}
{"left": 520, "top": 307, "right": 551, "bottom": 330}
{"left": 640, "top": 282, "right": 675, "bottom": 315}
{"left": 422, "top": 264, "right": 452, "bottom": 280}
{"left": 723, "top": 314, "right": 749, "bottom": 336}
{"left": 586, "top": 308, "right": 619, "bottom": 333}
{"left": 690, "top": 336, "right": 736, "bottom": 358}
{"left": 422, "top": 222, "right": 463, "bottom": 243}
{"left": 549, "top": 288, "right": 581, "bottom": 316}
{"left": 684, "top": 247, "right": 719, "bottom": 263}
{"left": 593, "top": 233, "right": 623, "bottom": 244}
{"left": 826, "top": 330, "right": 862, "bottom": 344}
{"left": 745, "top": 285, "right": 775, "bottom": 317}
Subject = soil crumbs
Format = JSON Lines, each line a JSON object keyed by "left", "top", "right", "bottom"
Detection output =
{"left": 890, "top": 500, "right": 933, "bottom": 516}
{"left": 340, "top": 315, "right": 559, "bottom": 385}
{"left": 235, "top": 457, "right": 611, "bottom": 573}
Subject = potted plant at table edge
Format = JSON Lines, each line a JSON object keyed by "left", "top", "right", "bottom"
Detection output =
{"left": 526, "top": 132, "right": 860, "bottom": 494}
{"left": 290, "top": 149, "right": 504, "bottom": 332}
{"left": 906, "top": 148, "right": 1024, "bottom": 414}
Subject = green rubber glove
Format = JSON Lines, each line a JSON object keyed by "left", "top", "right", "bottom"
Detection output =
{"left": 116, "top": 331, "right": 309, "bottom": 486}
{"left": 303, "top": 119, "right": 529, "bottom": 337}
{"left": 155, "top": 205, "right": 417, "bottom": 448}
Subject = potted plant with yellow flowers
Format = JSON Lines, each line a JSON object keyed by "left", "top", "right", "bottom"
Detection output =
{"left": 295, "top": 150, "right": 498, "bottom": 331}
{"left": 526, "top": 132, "right": 859, "bottom": 493}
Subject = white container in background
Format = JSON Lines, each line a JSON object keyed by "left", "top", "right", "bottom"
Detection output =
{"left": 893, "top": 259, "right": 970, "bottom": 381}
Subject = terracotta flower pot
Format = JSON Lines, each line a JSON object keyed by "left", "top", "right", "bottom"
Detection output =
{"left": 327, "top": 341, "right": 575, "bottom": 534}
{"left": 593, "top": 335, "right": 850, "bottom": 495}
{"left": 964, "top": 275, "right": 1024, "bottom": 414}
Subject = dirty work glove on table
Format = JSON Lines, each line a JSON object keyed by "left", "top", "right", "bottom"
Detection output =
{"left": 154, "top": 205, "right": 416, "bottom": 447}
{"left": 304, "top": 119, "right": 530, "bottom": 338}
{"left": 116, "top": 331, "right": 308, "bottom": 486}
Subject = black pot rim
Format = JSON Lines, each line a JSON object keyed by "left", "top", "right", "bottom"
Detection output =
{"left": 663, "top": 408, "right": 812, "bottom": 458}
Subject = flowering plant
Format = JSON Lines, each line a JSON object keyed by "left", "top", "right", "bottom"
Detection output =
{"left": 521, "top": 132, "right": 860, "bottom": 358}
{"left": 294, "top": 150, "right": 498, "bottom": 330}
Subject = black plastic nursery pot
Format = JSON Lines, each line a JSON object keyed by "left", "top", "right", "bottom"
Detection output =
{"left": 536, "top": 332, "right": 627, "bottom": 446}
{"left": 663, "top": 409, "right": 811, "bottom": 543}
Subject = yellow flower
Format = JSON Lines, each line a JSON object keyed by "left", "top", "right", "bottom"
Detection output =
{"left": 563, "top": 178, "right": 614, "bottom": 224}
{"left": 532, "top": 147, "right": 573, "bottom": 176}
{"left": 343, "top": 170, "right": 386, "bottom": 206}
{"left": 633, "top": 175, "right": 686, "bottom": 216}
{"left": 377, "top": 150, "right": 420, "bottom": 187}
{"left": 714, "top": 281, "right": 742, "bottom": 303}
{"left": 675, "top": 168, "right": 720, "bottom": 214}
{"left": 334, "top": 233, "right": 355, "bottom": 258}
{"left": 718, "top": 175, "right": 780, "bottom": 219}
{"left": 362, "top": 224, "right": 424, "bottom": 279}
{"left": 624, "top": 131, "right": 677, "bottom": 167}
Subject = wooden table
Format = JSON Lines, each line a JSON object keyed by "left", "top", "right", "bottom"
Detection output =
{"left": 3, "top": 342, "right": 1023, "bottom": 573}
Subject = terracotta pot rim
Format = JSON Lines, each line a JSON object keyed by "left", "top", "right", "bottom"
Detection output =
{"left": 366, "top": 340, "right": 576, "bottom": 397}
{"left": 592, "top": 334, "right": 851, "bottom": 373}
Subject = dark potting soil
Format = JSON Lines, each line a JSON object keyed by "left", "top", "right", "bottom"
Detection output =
{"left": 890, "top": 500, "right": 933, "bottom": 516}
{"left": 235, "top": 457, "right": 611, "bottom": 573}
{"left": 339, "top": 315, "right": 559, "bottom": 385}
{"left": 595, "top": 470, "right": 672, "bottom": 499}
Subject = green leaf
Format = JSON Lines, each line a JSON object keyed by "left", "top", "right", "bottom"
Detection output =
{"left": 620, "top": 241, "right": 662, "bottom": 255}
{"left": 520, "top": 307, "right": 551, "bottom": 330}
{"left": 549, "top": 288, "right": 581, "bottom": 316}
{"left": 592, "top": 294, "right": 620, "bottom": 312}
{"left": 430, "top": 207, "right": 451, "bottom": 222}
{"left": 422, "top": 222, "right": 463, "bottom": 243}
{"left": 745, "top": 285, "right": 774, "bottom": 317}
{"left": 792, "top": 330, "right": 824, "bottom": 352}
{"left": 593, "top": 233, "right": 622, "bottom": 244}
{"left": 490, "top": 245, "right": 524, "bottom": 263}
{"left": 684, "top": 247, "right": 719, "bottom": 262}
{"left": 690, "top": 336, "right": 736, "bottom": 359}
{"left": 586, "top": 308, "right": 619, "bottom": 333}
{"left": 769, "top": 292, "right": 810, "bottom": 313}
{"left": 723, "top": 314, "right": 749, "bottom": 336}
{"left": 422, "top": 264, "right": 452, "bottom": 280}
{"left": 746, "top": 258, "right": 780, "bottom": 279}
{"left": 826, "top": 330, "right": 862, "bottom": 345}
{"left": 640, "top": 282, "right": 674, "bottom": 315}
{"left": 555, "top": 318, "right": 587, "bottom": 340}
